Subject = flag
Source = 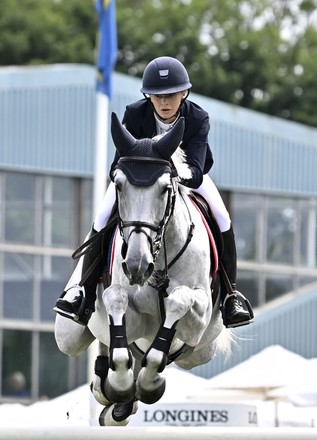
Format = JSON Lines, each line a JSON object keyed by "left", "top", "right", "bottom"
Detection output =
{"left": 95, "top": 0, "right": 117, "bottom": 97}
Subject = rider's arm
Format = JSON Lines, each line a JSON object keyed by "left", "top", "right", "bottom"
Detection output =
{"left": 180, "top": 105, "right": 213, "bottom": 189}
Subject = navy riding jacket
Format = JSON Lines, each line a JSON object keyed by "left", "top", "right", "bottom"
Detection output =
{"left": 110, "top": 98, "right": 213, "bottom": 189}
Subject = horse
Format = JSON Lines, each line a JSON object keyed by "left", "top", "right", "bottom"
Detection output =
{"left": 54, "top": 112, "right": 234, "bottom": 426}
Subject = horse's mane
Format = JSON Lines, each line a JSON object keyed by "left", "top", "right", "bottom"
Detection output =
{"left": 171, "top": 145, "right": 192, "bottom": 183}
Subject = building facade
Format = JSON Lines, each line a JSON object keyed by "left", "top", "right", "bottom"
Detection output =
{"left": 0, "top": 65, "right": 316, "bottom": 401}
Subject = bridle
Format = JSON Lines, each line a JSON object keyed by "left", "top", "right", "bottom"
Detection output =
{"left": 116, "top": 157, "right": 176, "bottom": 262}
{"left": 116, "top": 156, "right": 195, "bottom": 298}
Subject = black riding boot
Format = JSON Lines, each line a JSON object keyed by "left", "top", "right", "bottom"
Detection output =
{"left": 54, "top": 226, "right": 103, "bottom": 326}
{"left": 220, "top": 226, "right": 254, "bottom": 328}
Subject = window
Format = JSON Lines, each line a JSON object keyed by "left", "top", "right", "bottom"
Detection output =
{"left": 232, "top": 192, "right": 317, "bottom": 307}
{"left": 39, "top": 332, "right": 69, "bottom": 399}
{"left": 5, "top": 173, "right": 36, "bottom": 244}
{"left": 233, "top": 193, "right": 260, "bottom": 261}
{"left": 1, "top": 253, "right": 74, "bottom": 322}
{"left": 265, "top": 274, "right": 294, "bottom": 302}
{"left": 42, "top": 177, "right": 77, "bottom": 248}
{"left": 40, "top": 256, "right": 74, "bottom": 322}
{"left": 236, "top": 270, "right": 259, "bottom": 308}
{"left": 3, "top": 173, "right": 84, "bottom": 249}
{"left": 266, "top": 198, "right": 297, "bottom": 265}
{"left": 0, "top": 171, "right": 93, "bottom": 402}
{"left": 2, "top": 330, "right": 32, "bottom": 398}
{"left": 1, "top": 329, "right": 87, "bottom": 400}
{"left": 3, "top": 253, "right": 34, "bottom": 320}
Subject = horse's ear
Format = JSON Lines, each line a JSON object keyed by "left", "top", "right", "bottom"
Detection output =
{"left": 111, "top": 112, "right": 136, "bottom": 156}
{"left": 155, "top": 117, "right": 185, "bottom": 160}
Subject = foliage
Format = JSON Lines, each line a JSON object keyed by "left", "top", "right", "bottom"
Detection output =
{"left": 0, "top": 0, "right": 96, "bottom": 65}
{"left": 1, "top": 0, "right": 317, "bottom": 126}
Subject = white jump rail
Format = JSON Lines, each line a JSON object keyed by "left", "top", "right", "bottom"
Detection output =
{"left": 0, "top": 427, "right": 316, "bottom": 439}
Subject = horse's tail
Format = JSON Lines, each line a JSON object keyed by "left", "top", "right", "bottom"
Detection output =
{"left": 214, "top": 327, "right": 238, "bottom": 363}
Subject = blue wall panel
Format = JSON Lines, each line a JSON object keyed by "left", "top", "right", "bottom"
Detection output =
{"left": 1, "top": 64, "right": 317, "bottom": 194}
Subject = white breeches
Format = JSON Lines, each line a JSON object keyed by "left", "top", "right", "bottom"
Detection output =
{"left": 195, "top": 174, "right": 231, "bottom": 232}
{"left": 93, "top": 181, "right": 117, "bottom": 232}
{"left": 93, "top": 175, "right": 231, "bottom": 233}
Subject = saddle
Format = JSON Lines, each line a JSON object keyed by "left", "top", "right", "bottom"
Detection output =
{"left": 189, "top": 192, "right": 224, "bottom": 260}
{"left": 188, "top": 191, "right": 224, "bottom": 306}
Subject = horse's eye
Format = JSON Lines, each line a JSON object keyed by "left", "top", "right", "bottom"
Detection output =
{"left": 115, "top": 181, "right": 122, "bottom": 192}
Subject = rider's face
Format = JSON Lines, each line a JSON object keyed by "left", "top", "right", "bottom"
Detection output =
{"left": 150, "top": 91, "right": 187, "bottom": 123}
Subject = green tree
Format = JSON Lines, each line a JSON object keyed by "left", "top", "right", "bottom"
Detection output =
{"left": 1, "top": 0, "right": 317, "bottom": 126}
{"left": 0, "top": 0, "right": 96, "bottom": 65}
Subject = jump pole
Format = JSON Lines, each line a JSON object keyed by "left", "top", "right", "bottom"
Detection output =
{"left": 0, "top": 427, "right": 316, "bottom": 439}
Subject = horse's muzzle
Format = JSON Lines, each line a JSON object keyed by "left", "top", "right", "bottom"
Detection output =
{"left": 122, "top": 259, "right": 154, "bottom": 286}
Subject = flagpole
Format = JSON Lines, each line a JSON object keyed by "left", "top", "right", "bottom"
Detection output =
{"left": 93, "top": 91, "right": 109, "bottom": 219}
{"left": 88, "top": 0, "right": 117, "bottom": 400}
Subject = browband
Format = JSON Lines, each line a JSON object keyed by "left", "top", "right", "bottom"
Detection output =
{"left": 118, "top": 156, "right": 171, "bottom": 167}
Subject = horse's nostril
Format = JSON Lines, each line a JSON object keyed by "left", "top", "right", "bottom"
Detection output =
{"left": 144, "top": 263, "right": 154, "bottom": 280}
{"left": 122, "top": 261, "right": 130, "bottom": 280}
{"left": 122, "top": 260, "right": 154, "bottom": 286}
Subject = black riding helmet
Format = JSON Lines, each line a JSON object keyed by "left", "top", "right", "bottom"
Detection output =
{"left": 140, "top": 56, "right": 192, "bottom": 96}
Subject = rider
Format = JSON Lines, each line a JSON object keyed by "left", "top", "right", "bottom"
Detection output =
{"left": 54, "top": 56, "right": 254, "bottom": 329}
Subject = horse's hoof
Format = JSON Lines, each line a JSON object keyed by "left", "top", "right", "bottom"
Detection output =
{"left": 99, "top": 404, "right": 131, "bottom": 427}
{"left": 136, "top": 378, "right": 166, "bottom": 404}
{"left": 104, "top": 377, "right": 136, "bottom": 403}
{"left": 99, "top": 405, "right": 111, "bottom": 426}
{"left": 112, "top": 400, "right": 138, "bottom": 422}
{"left": 105, "top": 349, "right": 135, "bottom": 403}
{"left": 90, "top": 379, "right": 112, "bottom": 406}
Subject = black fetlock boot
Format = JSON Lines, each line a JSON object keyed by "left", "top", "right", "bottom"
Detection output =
{"left": 54, "top": 226, "right": 103, "bottom": 326}
{"left": 220, "top": 226, "right": 254, "bottom": 328}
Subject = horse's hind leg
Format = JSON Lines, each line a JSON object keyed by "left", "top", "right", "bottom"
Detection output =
{"left": 90, "top": 342, "right": 111, "bottom": 406}
{"left": 102, "top": 284, "right": 135, "bottom": 403}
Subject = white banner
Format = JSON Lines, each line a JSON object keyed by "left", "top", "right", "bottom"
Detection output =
{"left": 129, "top": 402, "right": 258, "bottom": 427}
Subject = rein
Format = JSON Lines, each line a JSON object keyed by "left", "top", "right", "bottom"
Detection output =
{"left": 146, "top": 190, "right": 195, "bottom": 300}
{"left": 166, "top": 191, "right": 195, "bottom": 270}
{"left": 71, "top": 212, "right": 118, "bottom": 287}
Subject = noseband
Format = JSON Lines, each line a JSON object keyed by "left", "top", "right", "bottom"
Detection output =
{"left": 116, "top": 157, "right": 176, "bottom": 261}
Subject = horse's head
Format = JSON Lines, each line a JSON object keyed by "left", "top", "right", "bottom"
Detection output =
{"left": 111, "top": 112, "right": 185, "bottom": 286}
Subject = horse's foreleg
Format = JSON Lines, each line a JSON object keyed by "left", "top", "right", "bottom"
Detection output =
{"left": 136, "top": 285, "right": 210, "bottom": 403}
{"left": 102, "top": 284, "right": 135, "bottom": 403}
{"left": 165, "top": 285, "right": 211, "bottom": 346}
{"left": 135, "top": 324, "right": 175, "bottom": 404}
{"left": 91, "top": 341, "right": 140, "bottom": 426}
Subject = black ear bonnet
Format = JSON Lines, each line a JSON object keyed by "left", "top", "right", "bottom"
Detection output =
{"left": 110, "top": 112, "right": 185, "bottom": 186}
